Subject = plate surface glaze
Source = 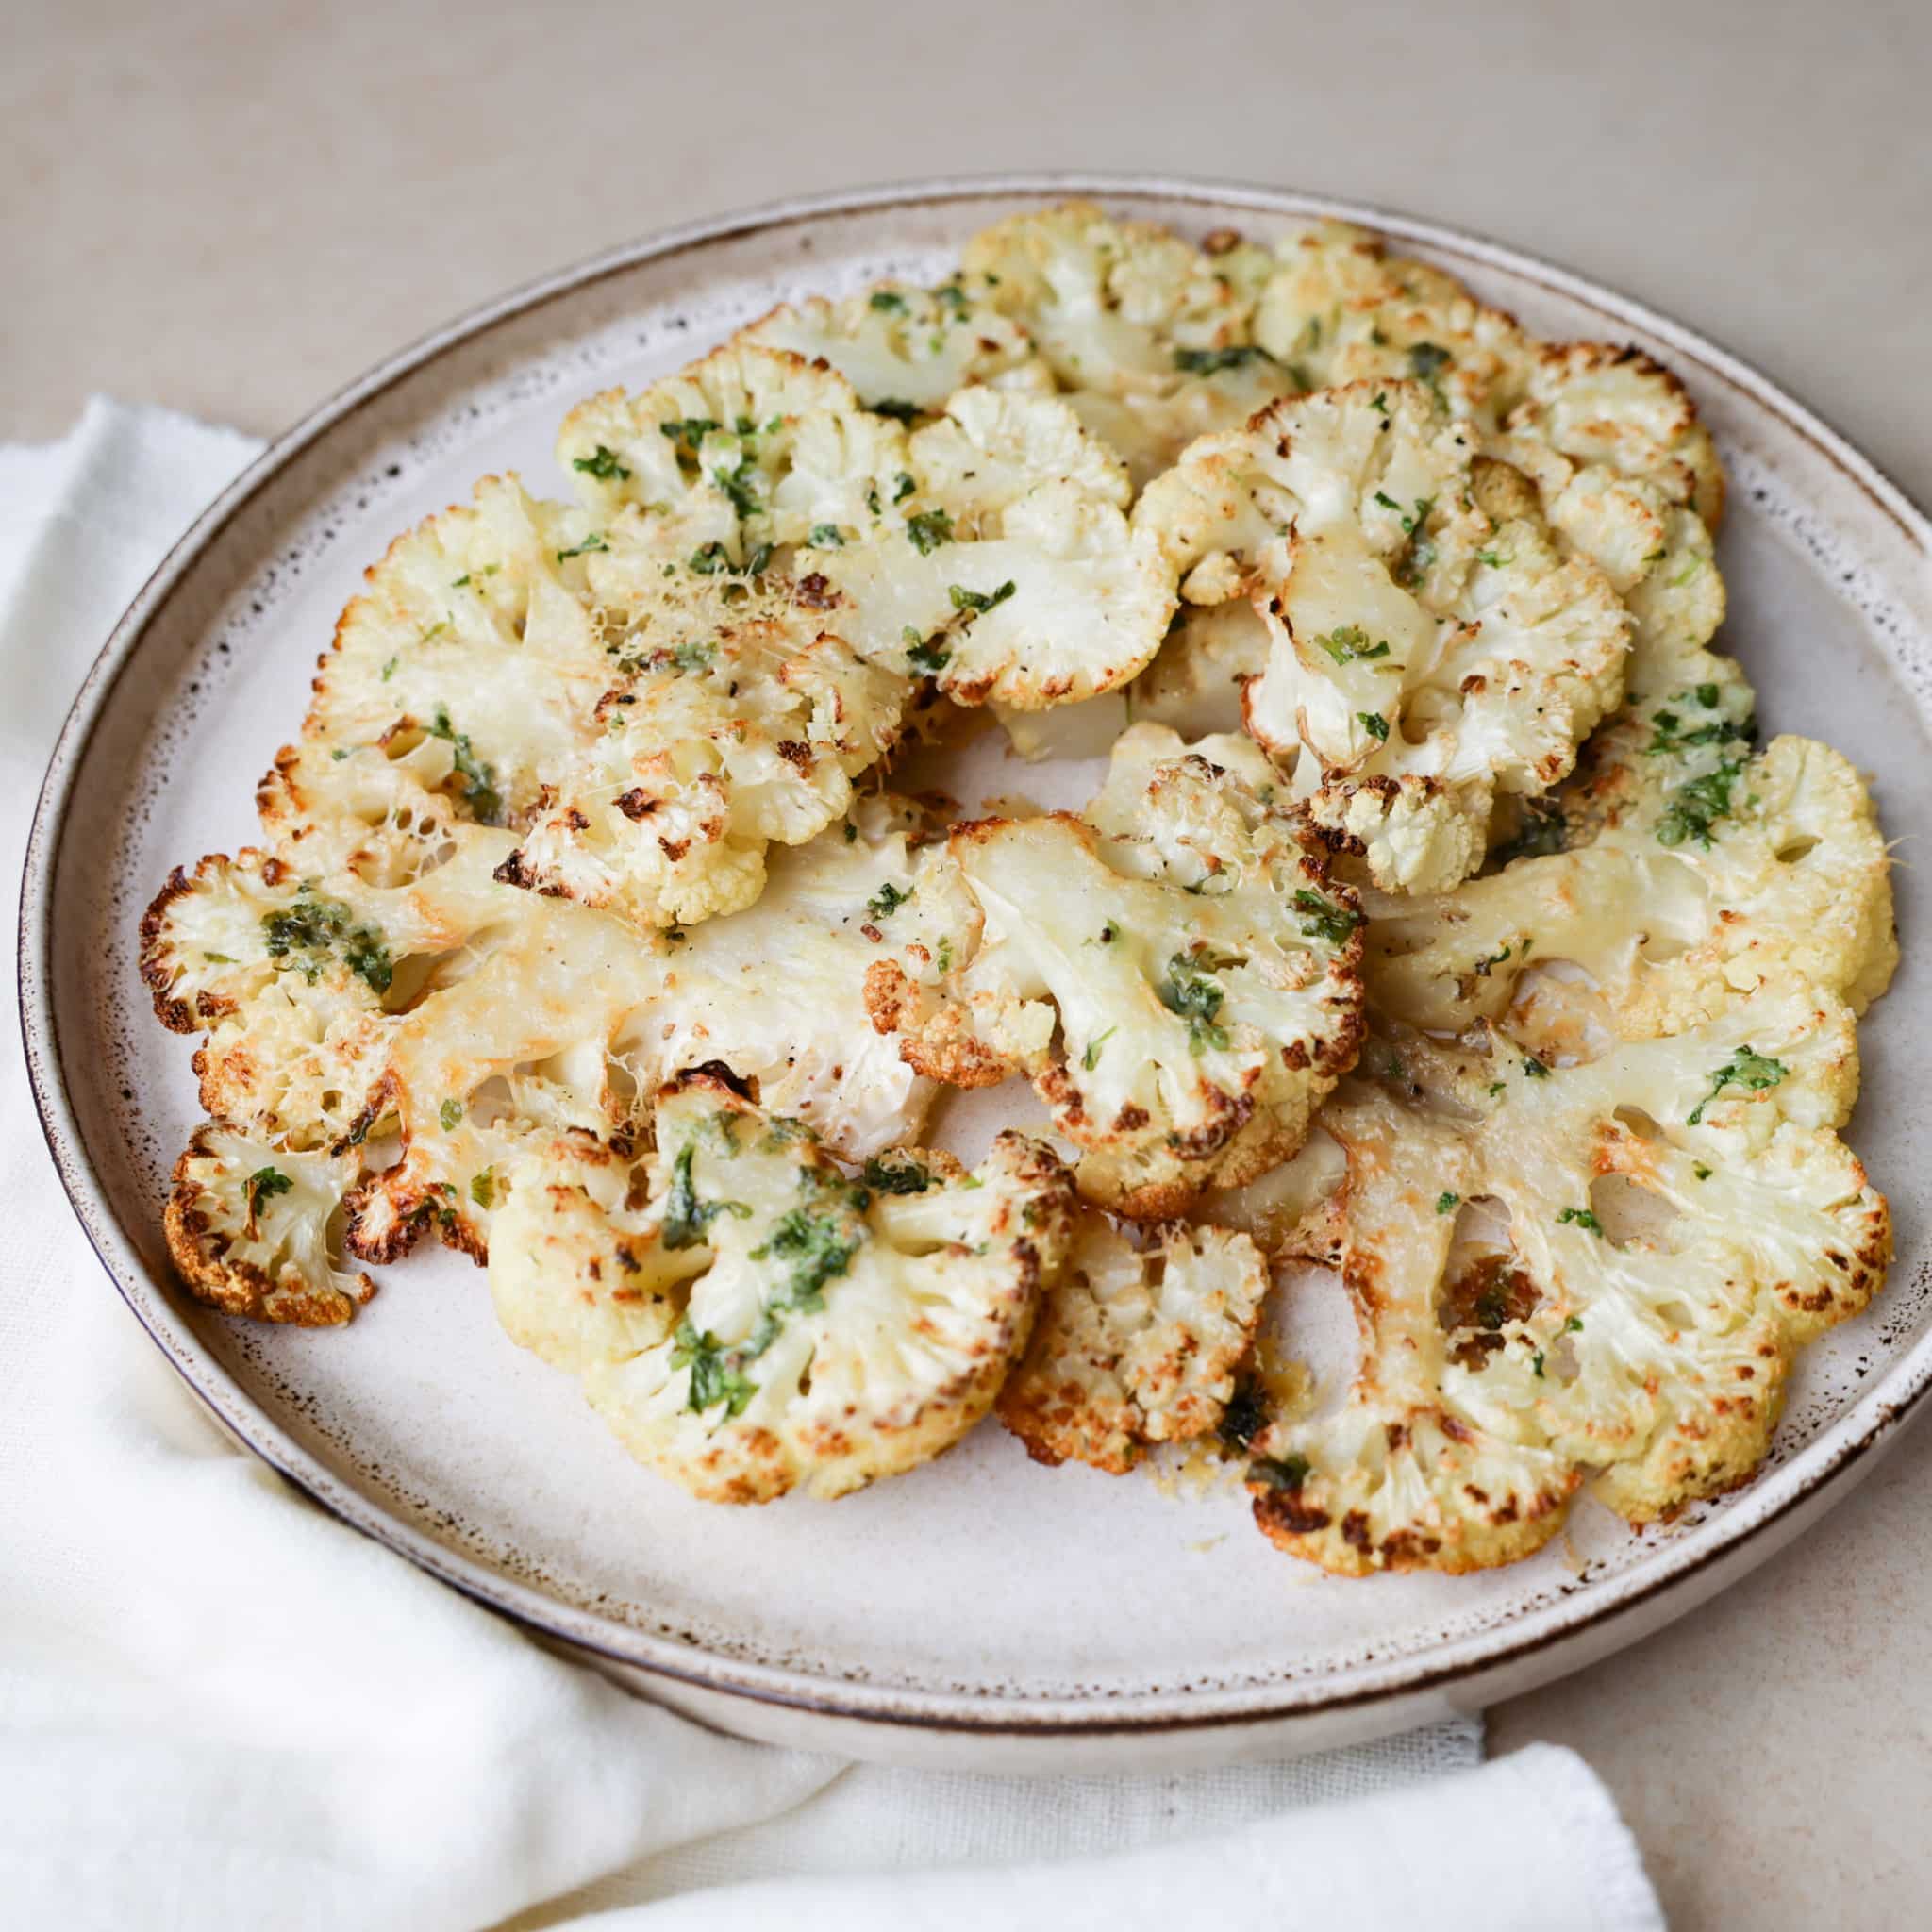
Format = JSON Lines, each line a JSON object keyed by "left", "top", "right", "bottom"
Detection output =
{"left": 22, "top": 177, "right": 1932, "bottom": 1770}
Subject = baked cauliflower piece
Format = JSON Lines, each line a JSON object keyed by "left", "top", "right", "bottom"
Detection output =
{"left": 1243, "top": 979, "right": 1890, "bottom": 1575}
{"left": 164, "top": 1124, "right": 375, "bottom": 1325}
{"left": 1367, "top": 724, "right": 1898, "bottom": 1043}
{"left": 812, "top": 384, "right": 1177, "bottom": 707}
{"left": 1254, "top": 220, "right": 1724, "bottom": 527}
{"left": 867, "top": 725, "right": 1366, "bottom": 1218}
{"left": 739, "top": 278, "right": 1044, "bottom": 419}
{"left": 961, "top": 202, "right": 1293, "bottom": 484}
{"left": 1136, "top": 382, "right": 1630, "bottom": 891}
{"left": 495, "top": 558, "right": 912, "bottom": 931}
{"left": 492, "top": 1073, "right": 1076, "bottom": 1503}
{"left": 997, "top": 1215, "right": 1268, "bottom": 1472}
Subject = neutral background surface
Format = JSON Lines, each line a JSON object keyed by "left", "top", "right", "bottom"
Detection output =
{"left": 7, "top": 2, "right": 1928, "bottom": 1924}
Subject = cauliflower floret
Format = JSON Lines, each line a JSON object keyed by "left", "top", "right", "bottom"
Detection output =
{"left": 1254, "top": 221, "right": 1724, "bottom": 527}
{"left": 282, "top": 475, "right": 614, "bottom": 862}
{"left": 961, "top": 202, "right": 1295, "bottom": 482}
{"left": 868, "top": 726, "right": 1365, "bottom": 1218}
{"left": 739, "top": 278, "right": 1044, "bottom": 418}
{"left": 606, "top": 793, "right": 980, "bottom": 1157}
{"left": 497, "top": 1073, "right": 1077, "bottom": 1503}
{"left": 997, "top": 1216, "right": 1267, "bottom": 1472}
{"left": 488, "top": 1130, "right": 696, "bottom": 1372}
{"left": 558, "top": 341, "right": 911, "bottom": 559}
{"left": 1136, "top": 382, "right": 1629, "bottom": 891}
{"left": 1243, "top": 979, "right": 1890, "bottom": 1575}
{"left": 495, "top": 566, "right": 910, "bottom": 932}
{"left": 164, "top": 1124, "right": 375, "bottom": 1325}
{"left": 813, "top": 385, "right": 1177, "bottom": 708}
{"left": 1367, "top": 702, "right": 1898, "bottom": 1041}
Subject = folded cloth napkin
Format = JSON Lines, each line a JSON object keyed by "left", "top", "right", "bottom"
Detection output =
{"left": 0, "top": 400, "right": 1662, "bottom": 1932}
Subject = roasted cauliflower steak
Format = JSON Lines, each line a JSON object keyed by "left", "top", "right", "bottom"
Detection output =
{"left": 493, "top": 1073, "right": 1076, "bottom": 1502}
{"left": 1244, "top": 981, "right": 1889, "bottom": 1575}
{"left": 868, "top": 725, "right": 1366, "bottom": 1218}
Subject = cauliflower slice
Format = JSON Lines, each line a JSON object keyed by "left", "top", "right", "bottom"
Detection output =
{"left": 606, "top": 793, "right": 980, "bottom": 1157}
{"left": 1255, "top": 220, "right": 1724, "bottom": 527}
{"left": 500, "top": 1074, "right": 1076, "bottom": 1503}
{"left": 868, "top": 726, "right": 1365, "bottom": 1218}
{"left": 282, "top": 475, "right": 614, "bottom": 863}
{"left": 739, "top": 278, "right": 1043, "bottom": 418}
{"left": 961, "top": 202, "right": 1300, "bottom": 483}
{"left": 1136, "top": 382, "right": 1629, "bottom": 891}
{"left": 1244, "top": 980, "right": 1890, "bottom": 1574}
{"left": 558, "top": 341, "right": 912, "bottom": 559}
{"left": 1367, "top": 669, "right": 1897, "bottom": 1041}
{"left": 165, "top": 1124, "right": 375, "bottom": 1325}
{"left": 997, "top": 1216, "right": 1267, "bottom": 1472}
{"left": 814, "top": 385, "right": 1177, "bottom": 708}
{"left": 494, "top": 563, "right": 911, "bottom": 932}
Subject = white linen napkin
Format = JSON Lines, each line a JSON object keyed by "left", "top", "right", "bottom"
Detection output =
{"left": 0, "top": 400, "right": 1661, "bottom": 1932}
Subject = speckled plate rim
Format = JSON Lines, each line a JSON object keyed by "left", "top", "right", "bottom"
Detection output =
{"left": 19, "top": 171, "right": 1932, "bottom": 1743}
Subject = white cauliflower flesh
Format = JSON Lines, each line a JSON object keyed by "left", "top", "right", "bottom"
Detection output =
{"left": 1244, "top": 980, "right": 1890, "bottom": 1575}
{"left": 997, "top": 1216, "right": 1267, "bottom": 1472}
{"left": 501, "top": 1074, "right": 1076, "bottom": 1504}
{"left": 496, "top": 559, "right": 910, "bottom": 932}
{"left": 739, "top": 278, "right": 1043, "bottom": 418}
{"left": 1368, "top": 724, "right": 1898, "bottom": 1043}
{"left": 165, "top": 1124, "right": 375, "bottom": 1325}
{"left": 278, "top": 475, "right": 615, "bottom": 873}
{"left": 1136, "top": 382, "right": 1630, "bottom": 891}
{"left": 607, "top": 793, "right": 980, "bottom": 1157}
{"left": 1254, "top": 220, "right": 1724, "bottom": 527}
{"left": 868, "top": 726, "right": 1366, "bottom": 1219}
{"left": 813, "top": 385, "right": 1177, "bottom": 708}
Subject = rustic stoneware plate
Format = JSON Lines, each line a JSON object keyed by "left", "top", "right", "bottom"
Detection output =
{"left": 20, "top": 176, "right": 1932, "bottom": 1772}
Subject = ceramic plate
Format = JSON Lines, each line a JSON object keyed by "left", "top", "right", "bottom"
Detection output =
{"left": 21, "top": 177, "right": 1932, "bottom": 1771}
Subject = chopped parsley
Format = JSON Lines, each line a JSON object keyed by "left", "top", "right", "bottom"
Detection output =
{"left": 661, "top": 1141, "right": 753, "bottom": 1250}
{"left": 670, "top": 1320, "right": 758, "bottom": 1417}
{"left": 948, "top": 579, "right": 1016, "bottom": 618}
{"left": 689, "top": 541, "right": 731, "bottom": 574}
{"left": 752, "top": 1201, "right": 866, "bottom": 1307}
{"left": 906, "top": 508, "right": 954, "bottom": 554}
{"left": 440, "top": 1098, "right": 463, "bottom": 1132}
{"left": 1557, "top": 1206, "right": 1604, "bottom": 1237}
{"left": 1357, "top": 709, "right": 1390, "bottom": 742}
{"left": 1564, "top": 1316, "right": 1584, "bottom": 1334}
{"left": 379, "top": 656, "right": 398, "bottom": 682}
{"left": 808, "top": 523, "right": 846, "bottom": 547}
{"left": 1249, "top": 1454, "right": 1312, "bottom": 1491}
{"left": 892, "top": 471, "right": 916, "bottom": 503}
{"left": 866, "top": 881, "right": 912, "bottom": 921}
{"left": 1157, "top": 953, "right": 1231, "bottom": 1054}
{"left": 571, "top": 443, "right": 631, "bottom": 482}
{"left": 1174, "top": 344, "right": 1279, "bottom": 376}
{"left": 860, "top": 1153, "right": 934, "bottom": 1194}
{"left": 869, "top": 290, "right": 908, "bottom": 314}
{"left": 555, "top": 534, "right": 608, "bottom": 561}
{"left": 1522, "top": 1055, "right": 1552, "bottom": 1079}
{"left": 1657, "top": 757, "right": 1747, "bottom": 849}
{"left": 905, "top": 633, "right": 951, "bottom": 674}
{"left": 1532, "top": 1350, "right": 1546, "bottom": 1379}
{"left": 1687, "top": 1046, "right": 1788, "bottom": 1125}
{"left": 1312, "top": 625, "right": 1391, "bottom": 665}
{"left": 1436, "top": 1191, "right": 1460, "bottom": 1215}
{"left": 1292, "top": 888, "right": 1362, "bottom": 947}
{"left": 1082, "top": 1026, "right": 1117, "bottom": 1072}
{"left": 244, "top": 1166, "right": 292, "bottom": 1220}
{"left": 469, "top": 1168, "right": 494, "bottom": 1210}
{"left": 659, "top": 416, "right": 721, "bottom": 448}
{"left": 713, "top": 458, "right": 761, "bottom": 522}
{"left": 1407, "top": 340, "right": 1451, "bottom": 402}
{"left": 427, "top": 707, "right": 504, "bottom": 824}
{"left": 262, "top": 892, "right": 393, "bottom": 993}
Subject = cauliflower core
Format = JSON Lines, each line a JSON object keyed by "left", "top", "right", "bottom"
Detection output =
{"left": 1245, "top": 980, "right": 1890, "bottom": 1575}
{"left": 1135, "top": 382, "right": 1630, "bottom": 893}
{"left": 492, "top": 1073, "right": 1076, "bottom": 1503}
{"left": 998, "top": 1216, "right": 1267, "bottom": 1472}
{"left": 868, "top": 725, "right": 1366, "bottom": 1218}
